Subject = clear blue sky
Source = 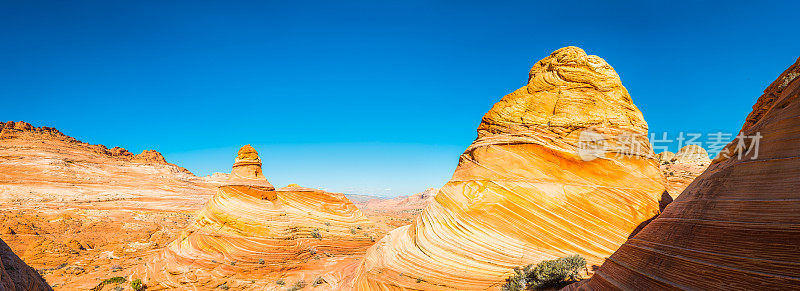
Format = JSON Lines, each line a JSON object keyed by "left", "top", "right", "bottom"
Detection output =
{"left": 2, "top": 1, "right": 798, "bottom": 197}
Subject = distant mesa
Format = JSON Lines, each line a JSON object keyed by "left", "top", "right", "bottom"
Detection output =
{"left": 0, "top": 121, "right": 215, "bottom": 208}
{"left": 145, "top": 145, "right": 376, "bottom": 289}
{"left": 352, "top": 47, "right": 666, "bottom": 290}
{"left": 565, "top": 57, "right": 800, "bottom": 290}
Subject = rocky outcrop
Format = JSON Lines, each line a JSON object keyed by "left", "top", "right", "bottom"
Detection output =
{"left": 146, "top": 145, "right": 378, "bottom": 289}
{"left": 0, "top": 237, "right": 52, "bottom": 290}
{"left": 658, "top": 145, "right": 711, "bottom": 197}
{"left": 353, "top": 188, "right": 440, "bottom": 230}
{"left": 566, "top": 57, "right": 800, "bottom": 290}
{"left": 674, "top": 144, "right": 710, "bottom": 164}
{"left": 655, "top": 151, "right": 676, "bottom": 163}
{"left": 0, "top": 121, "right": 213, "bottom": 208}
{"left": 0, "top": 121, "right": 188, "bottom": 171}
{"left": 352, "top": 47, "right": 666, "bottom": 290}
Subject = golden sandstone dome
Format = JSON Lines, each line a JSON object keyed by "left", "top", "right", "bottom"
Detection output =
{"left": 145, "top": 145, "right": 375, "bottom": 289}
{"left": 351, "top": 47, "right": 666, "bottom": 290}
{"left": 567, "top": 57, "right": 800, "bottom": 290}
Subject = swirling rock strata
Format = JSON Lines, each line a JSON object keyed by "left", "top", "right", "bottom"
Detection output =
{"left": 567, "top": 57, "right": 800, "bottom": 290}
{"left": 352, "top": 47, "right": 666, "bottom": 290}
{"left": 146, "top": 145, "right": 377, "bottom": 289}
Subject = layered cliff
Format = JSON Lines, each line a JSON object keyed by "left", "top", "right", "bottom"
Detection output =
{"left": 567, "top": 57, "right": 800, "bottom": 290}
{"left": 0, "top": 121, "right": 218, "bottom": 210}
{"left": 352, "top": 47, "right": 667, "bottom": 290}
{"left": 145, "top": 145, "right": 378, "bottom": 289}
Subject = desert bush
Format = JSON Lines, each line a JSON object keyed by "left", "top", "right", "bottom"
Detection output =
{"left": 501, "top": 254, "right": 586, "bottom": 290}
{"left": 102, "top": 277, "right": 126, "bottom": 284}
{"left": 311, "top": 228, "right": 322, "bottom": 239}
{"left": 288, "top": 280, "right": 306, "bottom": 291}
{"left": 131, "top": 279, "right": 144, "bottom": 291}
{"left": 276, "top": 278, "right": 285, "bottom": 285}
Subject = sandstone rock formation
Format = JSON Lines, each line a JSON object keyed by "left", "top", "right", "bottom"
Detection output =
{"left": 352, "top": 47, "right": 666, "bottom": 290}
{"left": 352, "top": 188, "right": 439, "bottom": 229}
{"left": 566, "top": 57, "right": 800, "bottom": 290}
{"left": 658, "top": 145, "right": 711, "bottom": 197}
{"left": 0, "top": 121, "right": 221, "bottom": 288}
{"left": 655, "top": 151, "right": 676, "bottom": 163}
{"left": 0, "top": 238, "right": 52, "bottom": 290}
{"left": 673, "top": 144, "right": 710, "bottom": 164}
{"left": 145, "top": 145, "right": 379, "bottom": 289}
{"left": 0, "top": 121, "right": 218, "bottom": 209}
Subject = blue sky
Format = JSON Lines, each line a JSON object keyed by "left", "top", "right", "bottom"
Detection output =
{"left": 2, "top": 1, "right": 798, "bottom": 196}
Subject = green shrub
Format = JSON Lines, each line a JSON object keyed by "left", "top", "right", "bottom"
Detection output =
{"left": 131, "top": 279, "right": 144, "bottom": 291}
{"left": 501, "top": 255, "right": 586, "bottom": 290}
{"left": 311, "top": 228, "right": 322, "bottom": 239}
{"left": 102, "top": 277, "right": 126, "bottom": 284}
{"left": 276, "top": 278, "right": 285, "bottom": 285}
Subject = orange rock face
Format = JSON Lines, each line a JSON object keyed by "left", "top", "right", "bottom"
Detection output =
{"left": 0, "top": 121, "right": 218, "bottom": 209}
{"left": 0, "top": 237, "right": 52, "bottom": 290}
{"left": 0, "top": 121, "right": 220, "bottom": 289}
{"left": 145, "top": 145, "right": 379, "bottom": 290}
{"left": 352, "top": 188, "right": 438, "bottom": 229}
{"left": 569, "top": 57, "right": 800, "bottom": 290}
{"left": 657, "top": 145, "right": 710, "bottom": 197}
{"left": 352, "top": 47, "right": 666, "bottom": 290}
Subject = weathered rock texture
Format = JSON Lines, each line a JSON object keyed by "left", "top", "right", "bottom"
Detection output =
{"left": 674, "top": 144, "right": 710, "bottom": 164}
{"left": 0, "top": 121, "right": 219, "bottom": 209}
{"left": 566, "top": 57, "right": 800, "bottom": 290}
{"left": 0, "top": 121, "right": 221, "bottom": 288}
{"left": 145, "top": 145, "right": 378, "bottom": 290}
{"left": 658, "top": 145, "right": 711, "bottom": 197}
{"left": 352, "top": 47, "right": 666, "bottom": 290}
{"left": 0, "top": 238, "right": 52, "bottom": 291}
{"left": 352, "top": 188, "right": 439, "bottom": 230}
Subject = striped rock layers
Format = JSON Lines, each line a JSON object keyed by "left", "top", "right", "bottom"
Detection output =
{"left": 352, "top": 47, "right": 666, "bottom": 290}
{"left": 567, "top": 57, "right": 800, "bottom": 290}
{"left": 145, "top": 145, "right": 376, "bottom": 289}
